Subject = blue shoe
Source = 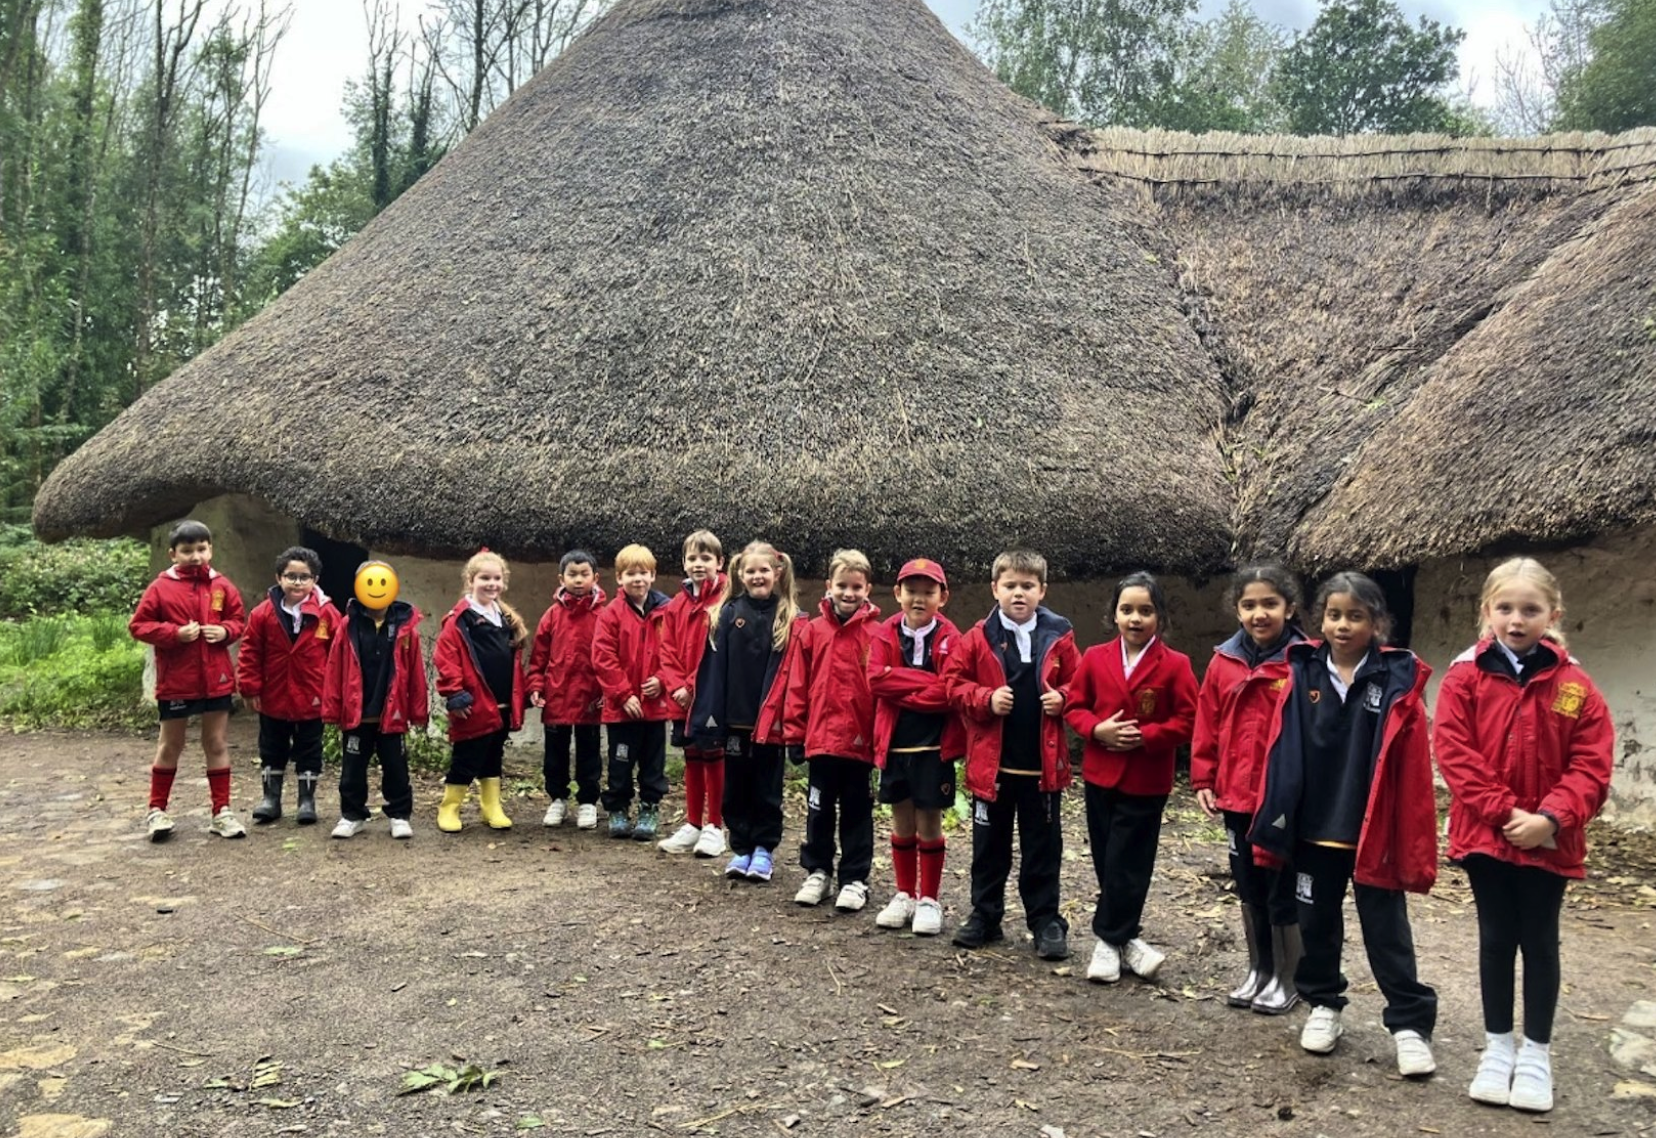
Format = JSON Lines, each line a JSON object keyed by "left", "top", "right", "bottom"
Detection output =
{"left": 725, "top": 852, "right": 752, "bottom": 879}
{"left": 748, "top": 847, "right": 774, "bottom": 882}
{"left": 608, "top": 811, "right": 632, "bottom": 839}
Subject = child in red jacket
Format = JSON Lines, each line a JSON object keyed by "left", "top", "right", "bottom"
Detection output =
{"left": 1435, "top": 558, "right": 1614, "bottom": 1114}
{"left": 322, "top": 560, "right": 428, "bottom": 839}
{"left": 1066, "top": 572, "right": 1198, "bottom": 986}
{"left": 527, "top": 549, "right": 607, "bottom": 830}
{"left": 784, "top": 550, "right": 882, "bottom": 912}
{"left": 129, "top": 520, "right": 247, "bottom": 841}
{"left": 655, "top": 530, "right": 728, "bottom": 857}
{"left": 435, "top": 551, "right": 528, "bottom": 834}
{"left": 944, "top": 550, "right": 1081, "bottom": 958}
{"left": 238, "top": 546, "right": 340, "bottom": 827}
{"left": 1249, "top": 572, "right": 1439, "bottom": 1078}
{"left": 590, "top": 543, "right": 675, "bottom": 842}
{"left": 1190, "top": 564, "right": 1307, "bottom": 1014}
{"left": 868, "top": 558, "right": 964, "bottom": 937}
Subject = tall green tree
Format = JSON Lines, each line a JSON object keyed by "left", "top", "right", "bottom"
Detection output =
{"left": 1151, "top": 0, "right": 1287, "bottom": 133}
{"left": 1556, "top": 0, "right": 1656, "bottom": 131}
{"left": 1274, "top": 0, "right": 1466, "bottom": 136}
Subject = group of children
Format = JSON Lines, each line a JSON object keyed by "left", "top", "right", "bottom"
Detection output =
{"left": 132, "top": 521, "right": 1614, "bottom": 1114}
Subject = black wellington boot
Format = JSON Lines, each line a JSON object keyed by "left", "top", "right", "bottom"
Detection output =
{"left": 1227, "top": 904, "right": 1272, "bottom": 1008}
{"left": 251, "top": 768, "right": 284, "bottom": 824}
{"left": 295, "top": 770, "right": 320, "bottom": 826}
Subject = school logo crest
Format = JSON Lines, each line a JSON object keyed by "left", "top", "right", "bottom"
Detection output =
{"left": 1308, "top": 689, "right": 1321, "bottom": 704}
{"left": 1137, "top": 689, "right": 1158, "bottom": 718}
{"left": 1270, "top": 678, "right": 1287, "bottom": 692}
{"left": 315, "top": 620, "right": 331, "bottom": 640}
{"left": 211, "top": 588, "right": 225, "bottom": 613}
{"left": 1552, "top": 682, "right": 1586, "bottom": 719}
{"left": 1362, "top": 683, "right": 1383, "bottom": 712}
{"left": 734, "top": 618, "right": 746, "bottom": 629}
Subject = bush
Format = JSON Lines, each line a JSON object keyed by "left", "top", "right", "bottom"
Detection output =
{"left": 0, "top": 535, "right": 150, "bottom": 620}
{"left": 0, "top": 612, "right": 148, "bottom": 730}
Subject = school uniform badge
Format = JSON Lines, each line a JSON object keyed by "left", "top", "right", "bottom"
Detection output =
{"left": 316, "top": 620, "right": 331, "bottom": 640}
{"left": 211, "top": 589, "right": 225, "bottom": 613}
{"left": 1362, "top": 683, "right": 1383, "bottom": 712}
{"left": 1137, "top": 689, "right": 1158, "bottom": 717}
{"left": 1551, "top": 682, "right": 1586, "bottom": 718}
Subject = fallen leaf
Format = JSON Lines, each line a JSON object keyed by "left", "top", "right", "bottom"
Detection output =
{"left": 1011, "top": 1059, "right": 1041, "bottom": 1071}
{"left": 255, "top": 1099, "right": 301, "bottom": 1109}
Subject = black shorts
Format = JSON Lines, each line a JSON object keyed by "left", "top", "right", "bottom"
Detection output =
{"left": 878, "top": 748, "right": 957, "bottom": 811}
{"left": 157, "top": 695, "right": 233, "bottom": 721}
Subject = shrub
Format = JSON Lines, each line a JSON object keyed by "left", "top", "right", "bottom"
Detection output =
{"left": 0, "top": 613, "right": 148, "bottom": 730}
{"left": 0, "top": 536, "right": 150, "bottom": 620}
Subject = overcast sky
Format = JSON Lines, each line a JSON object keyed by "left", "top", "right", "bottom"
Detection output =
{"left": 258, "top": 0, "right": 1546, "bottom": 193}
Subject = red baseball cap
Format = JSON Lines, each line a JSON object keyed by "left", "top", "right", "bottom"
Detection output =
{"left": 896, "top": 558, "right": 948, "bottom": 588}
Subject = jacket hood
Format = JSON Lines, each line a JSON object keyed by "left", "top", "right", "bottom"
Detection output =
{"left": 817, "top": 596, "right": 881, "bottom": 625}
{"left": 554, "top": 584, "right": 607, "bottom": 610}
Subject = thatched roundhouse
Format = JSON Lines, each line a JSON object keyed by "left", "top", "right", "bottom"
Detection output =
{"left": 31, "top": 1, "right": 1656, "bottom": 814}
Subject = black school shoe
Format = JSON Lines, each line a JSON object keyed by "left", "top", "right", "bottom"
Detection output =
{"left": 951, "top": 912, "right": 1005, "bottom": 949}
{"left": 1034, "top": 918, "right": 1070, "bottom": 961}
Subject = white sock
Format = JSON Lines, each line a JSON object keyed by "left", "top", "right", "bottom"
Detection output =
{"left": 1485, "top": 1031, "right": 1516, "bottom": 1056}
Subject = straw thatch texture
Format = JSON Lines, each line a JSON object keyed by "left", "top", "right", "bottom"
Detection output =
{"left": 32, "top": 0, "right": 1232, "bottom": 579}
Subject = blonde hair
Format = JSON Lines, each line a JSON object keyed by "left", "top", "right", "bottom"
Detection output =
{"left": 827, "top": 548, "right": 873, "bottom": 583}
{"left": 614, "top": 543, "right": 657, "bottom": 574}
{"left": 1479, "top": 557, "right": 1567, "bottom": 648}
{"left": 461, "top": 550, "right": 528, "bottom": 649}
{"left": 992, "top": 549, "right": 1048, "bottom": 586}
{"left": 683, "top": 529, "right": 723, "bottom": 560}
{"left": 710, "top": 540, "right": 800, "bottom": 650}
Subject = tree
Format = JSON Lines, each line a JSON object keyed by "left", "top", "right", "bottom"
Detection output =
{"left": 1490, "top": 0, "right": 1606, "bottom": 135}
{"left": 1151, "top": 0, "right": 1287, "bottom": 134}
{"left": 1556, "top": 0, "right": 1656, "bottom": 132}
{"left": 1274, "top": 0, "right": 1466, "bottom": 136}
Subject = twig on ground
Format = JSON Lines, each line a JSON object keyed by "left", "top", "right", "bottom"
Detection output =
{"left": 240, "top": 916, "right": 316, "bottom": 946}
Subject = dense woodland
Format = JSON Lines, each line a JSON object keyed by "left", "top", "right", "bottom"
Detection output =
{"left": 2, "top": 0, "right": 1652, "bottom": 525}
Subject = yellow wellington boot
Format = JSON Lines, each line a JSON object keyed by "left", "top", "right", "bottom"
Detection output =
{"left": 478, "top": 778, "right": 513, "bottom": 830}
{"left": 437, "top": 784, "right": 467, "bottom": 833}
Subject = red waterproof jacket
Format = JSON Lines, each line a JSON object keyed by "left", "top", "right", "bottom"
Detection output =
{"left": 526, "top": 585, "right": 607, "bottom": 725}
{"left": 658, "top": 574, "right": 726, "bottom": 705}
{"left": 433, "top": 599, "right": 526, "bottom": 742}
{"left": 1190, "top": 630, "right": 1304, "bottom": 814}
{"left": 1250, "top": 642, "right": 1438, "bottom": 894}
{"left": 867, "top": 612, "right": 966, "bottom": 767}
{"left": 1434, "top": 638, "right": 1614, "bottom": 880}
{"left": 783, "top": 597, "right": 883, "bottom": 762}
{"left": 129, "top": 565, "right": 246, "bottom": 700}
{"left": 944, "top": 607, "right": 1082, "bottom": 801}
{"left": 321, "top": 601, "right": 429, "bottom": 735}
{"left": 590, "top": 590, "right": 676, "bottom": 724}
{"left": 236, "top": 587, "right": 341, "bottom": 721}
{"left": 1065, "top": 637, "right": 1199, "bottom": 797}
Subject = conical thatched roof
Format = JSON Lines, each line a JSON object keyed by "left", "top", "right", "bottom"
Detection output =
{"left": 32, "top": 0, "right": 1232, "bottom": 578}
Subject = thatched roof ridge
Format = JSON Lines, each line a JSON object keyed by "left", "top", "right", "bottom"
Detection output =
{"left": 33, "top": 0, "right": 1232, "bottom": 579}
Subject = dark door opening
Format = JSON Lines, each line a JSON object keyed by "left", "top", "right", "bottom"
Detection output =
{"left": 301, "top": 529, "right": 370, "bottom": 611}
{"left": 1370, "top": 566, "right": 1417, "bottom": 650}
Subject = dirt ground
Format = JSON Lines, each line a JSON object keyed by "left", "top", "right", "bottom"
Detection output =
{"left": 2, "top": 719, "right": 1654, "bottom": 1138}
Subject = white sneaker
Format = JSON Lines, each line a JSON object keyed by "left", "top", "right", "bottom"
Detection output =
{"left": 1121, "top": 937, "right": 1166, "bottom": 980}
{"left": 209, "top": 808, "right": 246, "bottom": 839}
{"left": 331, "top": 817, "right": 366, "bottom": 839}
{"left": 658, "top": 822, "right": 702, "bottom": 854}
{"left": 794, "top": 870, "right": 830, "bottom": 906}
{"left": 911, "top": 898, "right": 943, "bottom": 936}
{"left": 1468, "top": 1040, "right": 1515, "bottom": 1105}
{"left": 1394, "top": 1029, "right": 1437, "bottom": 1078}
{"left": 875, "top": 892, "right": 916, "bottom": 929}
{"left": 543, "top": 799, "right": 566, "bottom": 827}
{"left": 1300, "top": 1006, "right": 1343, "bottom": 1054}
{"left": 835, "top": 881, "right": 869, "bottom": 912}
{"left": 1509, "top": 1045, "right": 1553, "bottom": 1112}
{"left": 146, "top": 808, "right": 175, "bottom": 842}
{"left": 389, "top": 817, "right": 414, "bottom": 840}
{"left": 692, "top": 824, "right": 726, "bottom": 858}
{"left": 1087, "top": 939, "right": 1122, "bottom": 983}
{"left": 575, "top": 804, "right": 598, "bottom": 830}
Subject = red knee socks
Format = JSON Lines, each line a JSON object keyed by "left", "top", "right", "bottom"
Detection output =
{"left": 149, "top": 767, "right": 177, "bottom": 811}
{"left": 703, "top": 758, "right": 725, "bottom": 827}
{"left": 684, "top": 761, "right": 706, "bottom": 827}
{"left": 892, "top": 835, "right": 918, "bottom": 896}
{"left": 918, "top": 837, "right": 946, "bottom": 902}
{"left": 207, "top": 768, "right": 231, "bottom": 814}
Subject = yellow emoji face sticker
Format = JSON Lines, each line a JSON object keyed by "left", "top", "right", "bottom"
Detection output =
{"left": 354, "top": 561, "right": 400, "bottom": 610}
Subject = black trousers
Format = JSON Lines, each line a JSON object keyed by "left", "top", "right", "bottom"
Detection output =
{"left": 969, "top": 772, "right": 1064, "bottom": 933}
{"left": 600, "top": 720, "right": 668, "bottom": 812}
{"left": 1293, "top": 841, "right": 1437, "bottom": 1036}
{"left": 1463, "top": 854, "right": 1569, "bottom": 1042}
{"left": 1225, "top": 809, "right": 1298, "bottom": 926}
{"left": 544, "top": 723, "right": 602, "bottom": 805}
{"left": 800, "top": 756, "right": 875, "bottom": 886}
{"left": 447, "top": 728, "right": 508, "bottom": 786}
{"left": 258, "top": 714, "right": 324, "bottom": 775}
{"left": 722, "top": 731, "right": 785, "bottom": 856}
{"left": 1085, "top": 784, "right": 1167, "bottom": 945}
{"left": 340, "top": 724, "right": 412, "bottom": 821}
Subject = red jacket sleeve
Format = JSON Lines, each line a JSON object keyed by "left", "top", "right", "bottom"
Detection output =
{"left": 433, "top": 619, "right": 467, "bottom": 699}
{"left": 868, "top": 631, "right": 951, "bottom": 711}
{"left": 1139, "top": 657, "right": 1198, "bottom": 751}
{"left": 1050, "top": 633, "right": 1082, "bottom": 700}
{"left": 1390, "top": 694, "right": 1440, "bottom": 895}
{"left": 782, "top": 621, "right": 816, "bottom": 746}
{"left": 321, "top": 629, "right": 346, "bottom": 725}
{"left": 405, "top": 623, "right": 430, "bottom": 727}
{"left": 217, "top": 583, "right": 246, "bottom": 643}
{"left": 945, "top": 631, "right": 999, "bottom": 722}
{"left": 128, "top": 582, "right": 180, "bottom": 647}
{"left": 589, "top": 605, "right": 634, "bottom": 704}
{"left": 1431, "top": 666, "right": 1517, "bottom": 827}
{"left": 1539, "top": 681, "right": 1615, "bottom": 832}
{"left": 1189, "top": 662, "right": 1223, "bottom": 792}
{"left": 1062, "top": 651, "right": 1103, "bottom": 742}
{"left": 527, "top": 608, "right": 555, "bottom": 701}
{"left": 237, "top": 606, "right": 269, "bottom": 699}
{"left": 656, "top": 595, "right": 691, "bottom": 694}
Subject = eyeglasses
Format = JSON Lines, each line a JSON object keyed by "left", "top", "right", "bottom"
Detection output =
{"left": 281, "top": 574, "right": 314, "bottom": 583}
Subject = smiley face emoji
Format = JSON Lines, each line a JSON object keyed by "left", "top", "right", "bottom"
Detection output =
{"left": 354, "top": 561, "right": 400, "bottom": 610}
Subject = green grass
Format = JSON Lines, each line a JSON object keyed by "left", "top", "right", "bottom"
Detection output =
{"left": 0, "top": 611, "right": 147, "bottom": 730}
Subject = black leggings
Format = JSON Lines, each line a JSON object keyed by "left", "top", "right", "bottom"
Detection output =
{"left": 1464, "top": 855, "right": 1569, "bottom": 1042}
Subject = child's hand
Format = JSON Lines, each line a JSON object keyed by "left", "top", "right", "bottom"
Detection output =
{"left": 1093, "top": 714, "right": 1141, "bottom": 751}
{"left": 1195, "top": 788, "right": 1219, "bottom": 818}
{"left": 1040, "top": 687, "right": 1064, "bottom": 716}
{"left": 201, "top": 624, "right": 227, "bottom": 643}
{"left": 530, "top": 691, "right": 545, "bottom": 709}
{"left": 623, "top": 695, "right": 643, "bottom": 720}
{"left": 672, "top": 686, "right": 690, "bottom": 709}
{"left": 989, "top": 686, "right": 1015, "bottom": 716}
{"left": 1503, "top": 810, "right": 1557, "bottom": 851}
{"left": 246, "top": 696, "right": 261, "bottom": 713}
{"left": 641, "top": 676, "right": 663, "bottom": 699}
{"left": 177, "top": 621, "right": 202, "bottom": 643}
